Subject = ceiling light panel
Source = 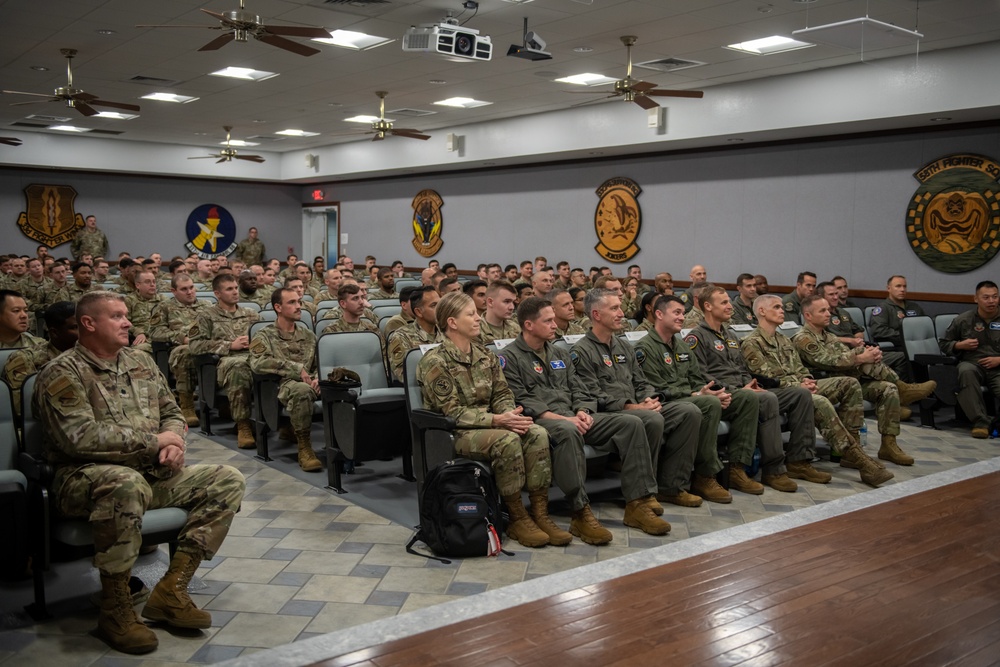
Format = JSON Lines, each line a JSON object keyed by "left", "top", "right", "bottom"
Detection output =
{"left": 141, "top": 92, "right": 199, "bottom": 103}
{"left": 276, "top": 129, "right": 320, "bottom": 136}
{"left": 434, "top": 97, "right": 492, "bottom": 109}
{"left": 725, "top": 36, "right": 814, "bottom": 55}
{"left": 555, "top": 73, "right": 619, "bottom": 86}
{"left": 312, "top": 30, "right": 394, "bottom": 50}
{"left": 209, "top": 67, "right": 278, "bottom": 81}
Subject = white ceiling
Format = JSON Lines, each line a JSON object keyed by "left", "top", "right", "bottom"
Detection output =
{"left": 2, "top": 0, "right": 998, "bottom": 153}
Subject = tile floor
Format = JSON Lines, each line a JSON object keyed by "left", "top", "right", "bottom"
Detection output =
{"left": 0, "top": 416, "right": 997, "bottom": 666}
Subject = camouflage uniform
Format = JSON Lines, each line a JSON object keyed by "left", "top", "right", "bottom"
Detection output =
{"left": 478, "top": 318, "right": 521, "bottom": 345}
{"left": 416, "top": 338, "right": 551, "bottom": 497}
{"left": 149, "top": 299, "right": 209, "bottom": 395}
{"left": 321, "top": 317, "right": 388, "bottom": 371}
{"left": 20, "top": 276, "right": 53, "bottom": 324}
{"left": 827, "top": 306, "right": 863, "bottom": 339}
{"left": 499, "top": 336, "right": 657, "bottom": 509}
{"left": 188, "top": 305, "right": 260, "bottom": 421}
{"left": 37, "top": 281, "right": 71, "bottom": 315}
{"left": 682, "top": 307, "right": 705, "bottom": 330}
{"left": 389, "top": 322, "right": 444, "bottom": 383}
{"left": 939, "top": 308, "right": 1000, "bottom": 427}
{"left": 2, "top": 340, "right": 59, "bottom": 416}
{"left": 731, "top": 298, "right": 758, "bottom": 327}
{"left": 793, "top": 326, "right": 903, "bottom": 436}
{"left": 685, "top": 322, "right": 814, "bottom": 476}
{"left": 634, "top": 319, "right": 655, "bottom": 334}
{"left": 54, "top": 282, "right": 95, "bottom": 303}
{"left": 869, "top": 298, "right": 925, "bottom": 382}
{"left": 33, "top": 343, "right": 244, "bottom": 574}
{"left": 571, "top": 331, "right": 697, "bottom": 496}
{"left": 369, "top": 288, "right": 398, "bottom": 301}
{"left": 70, "top": 227, "right": 109, "bottom": 261}
{"left": 125, "top": 293, "right": 162, "bottom": 338}
{"left": 249, "top": 325, "right": 318, "bottom": 431}
{"left": 0, "top": 331, "right": 43, "bottom": 349}
{"left": 637, "top": 328, "right": 759, "bottom": 474}
{"left": 233, "top": 237, "right": 266, "bottom": 267}
{"left": 238, "top": 288, "right": 270, "bottom": 309}
{"left": 383, "top": 311, "right": 414, "bottom": 337}
{"left": 555, "top": 320, "right": 587, "bottom": 337}
{"left": 741, "top": 327, "right": 865, "bottom": 455}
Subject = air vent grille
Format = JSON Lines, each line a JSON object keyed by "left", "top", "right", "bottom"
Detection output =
{"left": 635, "top": 58, "right": 705, "bottom": 73}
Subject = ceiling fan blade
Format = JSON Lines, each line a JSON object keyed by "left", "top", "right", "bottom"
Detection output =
{"left": 235, "top": 154, "right": 265, "bottom": 163}
{"left": 74, "top": 101, "right": 99, "bottom": 116}
{"left": 256, "top": 33, "right": 321, "bottom": 57}
{"left": 631, "top": 81, "right": 657, "bottom": 93}
{"left": 136, "top": 23, "right": 222, "bottom": 29}
{"left": 371, "top": 133, "right": 384, "bottom": 142}
{"left": 3, "top": 90, "right": 61, "bottom": 99}
{"left": 200, "top": 8, "right": 229, "bottom": 22}
{"left": 392, "top": 129, "right": 431, "bottom": 140}
{"left": 0, "top": 137, "right": 23, "bottom": 146}
{"left": 262, "top": 25, "right": 331, "bottom": 38}
{"left": 633, "top": 95, "right": 659, "bottom": 110}
{"left": 645, "top": 89, "right": 705, "bottom": 99}
{"left": 216, "top": 157, "right": 229, "bottom": 164}
{"left": 71, "top": 92, "right": 98, "bottom": 101}
{"left": 563, "top": 90, "right": 618, "bottom": 95}
{"left": 89, "top": 99, "right": 141, "bottom": 112}
{"left": 188, "top": 155, "right": 220, "bottom": 159}
{"left": 9, "top": 99, "right": 59, "bottom": 106}
{"left": 199, "top": 33, "right": 235, "bottom": 51}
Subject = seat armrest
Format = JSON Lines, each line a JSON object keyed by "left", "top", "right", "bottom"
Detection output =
{"left": 319, "top": 384, "right": 359, "bottom": 404}
{"left": 19, "top": 451, "right": 53, "bottom": 484}
{"left": 151, "top": 341, "right": 173, "bottom": 353}
{"left": 194, "top": 353, "right": 220, "bottom": 365}
{"left": 252, "top": 372, "right": 283, "bottom": 383}
{"left": 411, "top": 409, "right": 456, "bottom": 431}
{"left": 913, "top": 354, "right": 957, "bottom": 366}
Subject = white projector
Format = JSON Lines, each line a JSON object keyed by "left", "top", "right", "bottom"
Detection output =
{"left": 402, "top": 23, "right": 492, "bottom": 61}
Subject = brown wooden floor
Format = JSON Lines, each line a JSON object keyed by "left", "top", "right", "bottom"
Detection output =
{"left": 311, "top": 472, "right": 1000, "bottom": 667}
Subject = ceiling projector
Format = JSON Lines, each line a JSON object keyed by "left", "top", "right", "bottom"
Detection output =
{"left": 402, "top": 23, "right": 493, "bottom": 61}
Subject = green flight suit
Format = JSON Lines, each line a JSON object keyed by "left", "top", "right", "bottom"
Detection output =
{"left": 939, "top": 308, "right": 1000, "bottom": 427}
{"left": 869, "top": 298, "right": 925, "bottom": 382}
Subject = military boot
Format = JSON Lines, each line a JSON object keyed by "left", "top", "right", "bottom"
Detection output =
{"left": 236, "top": 420, "right": 255, "bottom": 449}
{"left": 690, "top": 475, "right": 732, "bottom": 503}
{"left": 623, "top": 496, "right": 671, "bottom": 535}
{"left": 178, "top": 392, "right": 199, "bottom": 428}
{"left": 786, "top": 460, "right": 832, "bottom": 484}
{"left": 503, "top": 493, "right": 549, "bottom": 548}
{"left": 295, "top": 429, "right": 323, "bottom": 472}
{"left": 528, "top": 491, "right": 572, "bottom": 546}
{"left": 569, "top": 505, "right": 613, "bottom": 545}
{"left": 896, "top": 380, "right": 936, "bottom": 406}
{"left": 761, "top": 473, "right": 798, "bottom": 493}
{"left": 96, "top": 571, "right": 158, "bottom": 655}
{"left": 142, "top": 551, "right": 211, "bottom": 629}
{"left": 842, "top": 443, "right": 894, "bottom": 487}
{"left": 728, "top": 464, "right": 765, "bottom": 495}
{"left": 899, "top": 406, "right": 912, "bottom": 421}
{"left": 878, "top": 434, "right": 914, "bottom": 466}
{"left": 278, "top": 423, "right": 296, "bottom": 441}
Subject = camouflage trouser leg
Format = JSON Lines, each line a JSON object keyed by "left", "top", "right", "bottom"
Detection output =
{"left": 860, "top": 361, "right": 899, "bottom": 384}
{"left": 862, "top": 380, "right": 900, "bottom": 435}
{"left": 812, "top": 376, "right": 861, "bottom": 455}
{"left": 453, "top": 424, "right": 551, "bottom": 496}
{"left": 169, "top": 344, "right": 194, "bottom": 394}
{"left": 218, "top": 354, "right": 252, "bottom": 421}
{"left": 54, "top": 463, "right": 245, "bottom": 575}
{"left": 278, "top": 380, "right": 318, "bottom": 431}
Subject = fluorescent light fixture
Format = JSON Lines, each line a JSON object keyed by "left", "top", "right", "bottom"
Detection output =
{"left": 141, "top": 92, "right": 199, "bottom": 103}
{"left": 209, "top": 67, "right": 278, "bottom": 81}
{"left": 725, "top": 35, "right": 814, "bottom": 55}
{"left": 502, "top": 0, "right": 535, "bottom": 3}
{"left": 312, "top": 29, "right": 394, "bottom": 50}
{"left": 433, "top": 97, "right": 492, "bottom": 109}
{"left": 345, "top": 115, "right": 390, "bottom": 123}
{"left": 276, "top": 129, "right": 320, "bottom": 137}
{"left": 223, "top": 139, "right": 259, "bottom": 147}
{"left": 49, "top": 125, "right": 91, "bottom": 132}
{"left": 555, "top": 73, "right": 618, "bottom": 86}
{"left": 94, "top": 111, "right": 138, "bottom": 120}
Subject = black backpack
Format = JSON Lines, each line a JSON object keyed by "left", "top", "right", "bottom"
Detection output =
{"left": 406, "top": 459, "right": 508, "bottom": 563}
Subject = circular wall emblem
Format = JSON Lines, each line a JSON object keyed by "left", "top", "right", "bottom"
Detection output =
{"left": 411, "top": 189, "right": 444, "bottom": 257}
{"left": 185, "top": 203, "right": 237, "bottom": 259}
{"left": 594, "top": 177, "right": 641, "bottom": 263}
{"left": 906, "top": 154, "right": 1000, "bottom": 273}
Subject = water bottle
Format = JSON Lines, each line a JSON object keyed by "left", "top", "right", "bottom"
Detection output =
{"left": 859, "top": 420, "right": 869, "bottom": 448}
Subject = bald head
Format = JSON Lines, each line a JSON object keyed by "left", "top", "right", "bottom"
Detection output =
{"left": 690, "top": 265, "right": 706, "bottom": 283}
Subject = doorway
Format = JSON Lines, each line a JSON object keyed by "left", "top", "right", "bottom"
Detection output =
{"left": 301, "top": 204, "right": 339, "bottom": 271}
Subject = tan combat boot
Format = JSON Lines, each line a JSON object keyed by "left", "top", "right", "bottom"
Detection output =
{"left": 96, "top": 571, "right": 158, "bottom": 655}
{"left": 689, "top": 475, "right": 731, "bottom": 504}
{"left": 178, "top": 392, "right": 199, "bottom": 428}
{"left": 899, "top": 406, "right": 912, "bottom": 421}
{"left": 623, "top": 496, "right": 671, "bottom": 535}
{"left": 657, "top": 489, "right": 704, "bottom": 508}
{"left": 878, "top": 434, "right": 914, "bottom": 466}
{"left": 236, "top": 420, "right": 255, "bottom": 449}
{"left": 896, "top": 380, "right": 936, "bottom": 406}
{"left": 503, "top": 493, "right": 549, "bottom": 548}
{"left": 842, "top": 443, "right": 894, "bottom": 487}
{"left": 728, "top": 464, "right": 765, "bottom": 495}
{"left": 295, "top": 429, "right": 323, "bottom": 472}
{"left": 528, "top": 491, "right": 573, "bottom": 546}
{"left": 569, "top": 505, "right": 613, "bottom": 545}
{"left": 761, "top": 473, "right": 798, "bottom": 493}
{"left": 786, "top": 460, "right": 832, "bottom": 484}
{"left": 278, "top": 423, "right": 296, "bottom": 441}
{"left": 142, "top": 551, "right": 211, "bottom": 629}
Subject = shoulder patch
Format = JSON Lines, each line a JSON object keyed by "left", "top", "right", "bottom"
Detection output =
{"left": 679, "top": 292, "right": 689, "bottom": 303}
{"left": 570, "top": 350, "right": 579, "bottom": 364}
{"left": 497, "top": 354, "right": 506, "bottom": 369}
{"left": 432, "top": 372, "right": 454, "bottom": 399}
{"left": 249, "top": 337, "right": 267, "bottom": 355}
{"left": 871, "top": 307, "right": 882, "bottom": 316}
{"left": 684, "top": 334, "right": 698, "bottom": 348}
{"left": 784, "top": 302, "right": 794, "bottom": 312}
{"left": 635, "top": 348, "right": 645, "bottom": 365}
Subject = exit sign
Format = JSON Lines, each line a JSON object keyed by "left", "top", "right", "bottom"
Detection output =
{"left": 312, "top": 189, "right": 324, "bottom": 201}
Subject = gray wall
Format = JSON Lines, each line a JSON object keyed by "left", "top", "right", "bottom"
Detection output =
{"left": 307, "top": 126, "right": 1000, "bottom": 296}
{"left": 1, "top": 169, "right": 301, "bottom": 260}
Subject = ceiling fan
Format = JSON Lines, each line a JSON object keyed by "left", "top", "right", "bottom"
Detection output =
{"left": 189, "top": 126, "right": 265, "bottom": 164}
{"left": 137, "top": 0, "right": 331, "bottom": 57}
{"left": 570, "top": 36, "right": 704, "bottom": 110}
{"left": 0, "top": 138, "right": 22, "bottom": 146}
{"left": 365, "top": 91, "right": 431, "bottom": 142}
{"left": 1, "top": 49, "right": 140, "bottom": 118}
